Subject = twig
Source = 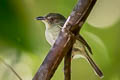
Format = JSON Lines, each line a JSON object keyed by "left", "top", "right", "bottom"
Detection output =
{"left": 0, "top": 57, "right": 22, "bottom": 80}
{"left": 64, "top": 48, "right": 72, "bottom": 80}
{"left": 33, "top": 31, "right": 75, "bottom": 80}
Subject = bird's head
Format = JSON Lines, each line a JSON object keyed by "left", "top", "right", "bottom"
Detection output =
{"left": 36, "top": 13, "right": 66, "bottom": 29}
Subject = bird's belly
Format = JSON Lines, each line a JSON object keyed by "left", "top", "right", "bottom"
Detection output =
{"left": 72, "top": 40, "right": 86, "bottom": 59}
{"left": 45, "top": 29, "right": 86, "bottom": 59}
{"left": 45, "top": 26, "right": 61, "bottom": 46}
{"left": 45, "top": 31, "right": 55, "bottom": 46}
{"left": 45, "top": 29, "right": 60, "bottom": 46}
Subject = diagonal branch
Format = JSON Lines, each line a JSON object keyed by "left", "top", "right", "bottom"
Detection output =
{"left": 33, "top": 0, "right": 96, "bottom": 80}
{"left": 0, "top": 57, "right": 22, "bottom": 80}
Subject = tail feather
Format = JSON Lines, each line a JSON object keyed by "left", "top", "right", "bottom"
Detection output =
{"left": 84, "top": 51, "right": 104, "bottom": 78}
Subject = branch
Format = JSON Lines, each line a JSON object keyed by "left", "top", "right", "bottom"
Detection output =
{"left": 33, "top": 31, "right": 75, "bottom": 80}
{"left": 0, "top": 57, "right": 22, "bottom": 80}
{"left": 64, "top": 48, "right": 72, "bottom": 80}
{"left": 33, "top": 0, "right": 96, "bottom": 80}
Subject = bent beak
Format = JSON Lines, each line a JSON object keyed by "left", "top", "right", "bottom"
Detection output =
{"left": 36, "top": 16, "right": 45, "bottom": 20}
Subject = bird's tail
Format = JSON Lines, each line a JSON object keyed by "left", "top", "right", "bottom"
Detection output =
{"left": 84, "top": 50, "right": 104, "bottom": 78}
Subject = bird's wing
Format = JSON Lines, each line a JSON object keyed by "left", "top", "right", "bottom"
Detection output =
{"left": 76, "top": 34, "right": 93, "bottom": 55}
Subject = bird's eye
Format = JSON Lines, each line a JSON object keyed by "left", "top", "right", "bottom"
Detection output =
{"left": 51, "top": 18, "right": 54, "bottom": 21}
{"left": 47, "top": 17, "right": 54, "bottom": 21}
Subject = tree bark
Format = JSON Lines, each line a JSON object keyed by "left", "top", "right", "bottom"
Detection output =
{"left": 64, "top": 48, "right": 72, "bottom": 80}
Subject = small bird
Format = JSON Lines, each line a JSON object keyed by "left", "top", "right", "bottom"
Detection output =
{"left": 36, "top": 13, "right": 103, "bottom": 78}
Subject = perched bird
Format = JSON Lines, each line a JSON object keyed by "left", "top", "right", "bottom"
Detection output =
{"left": 36, "top": 13, "right": 103, "bottom": 78}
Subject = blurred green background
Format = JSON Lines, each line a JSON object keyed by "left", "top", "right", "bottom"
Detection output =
{"left": 0, "top": 0, "right": 120, "bottom": 80}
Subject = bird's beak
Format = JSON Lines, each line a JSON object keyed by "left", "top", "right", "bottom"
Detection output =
{"left": 36, "top": 16, "right": 46, "bottom": 20}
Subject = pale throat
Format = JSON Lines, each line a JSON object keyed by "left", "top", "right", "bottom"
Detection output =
{"left": 43, "top": 21, "right": 61, "bottom": 46}
{"left": 42, "top": 20, "right": 51, "bottom": 29}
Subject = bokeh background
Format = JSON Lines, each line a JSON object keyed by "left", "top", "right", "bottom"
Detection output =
{"left": 0, "top": 0, "right": 120, "bottom": 80}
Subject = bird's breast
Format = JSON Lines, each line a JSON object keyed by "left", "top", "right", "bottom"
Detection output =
{"left": 45, "top": 27, "right": 86, "bottom": 59}
{"left": 45, "top": 26, "right": 60, "bottom": 46}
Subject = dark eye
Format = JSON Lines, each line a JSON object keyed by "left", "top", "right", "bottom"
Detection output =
{"left": 47, "top": 17, "right": 54, "bottom": 21}
{"left": 51, "top": 18, "right": 54, "bottom": 21}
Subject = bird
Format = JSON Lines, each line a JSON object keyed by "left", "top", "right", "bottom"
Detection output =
{"left": 36, "top": 13, "right": 103, "bottom": 78}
